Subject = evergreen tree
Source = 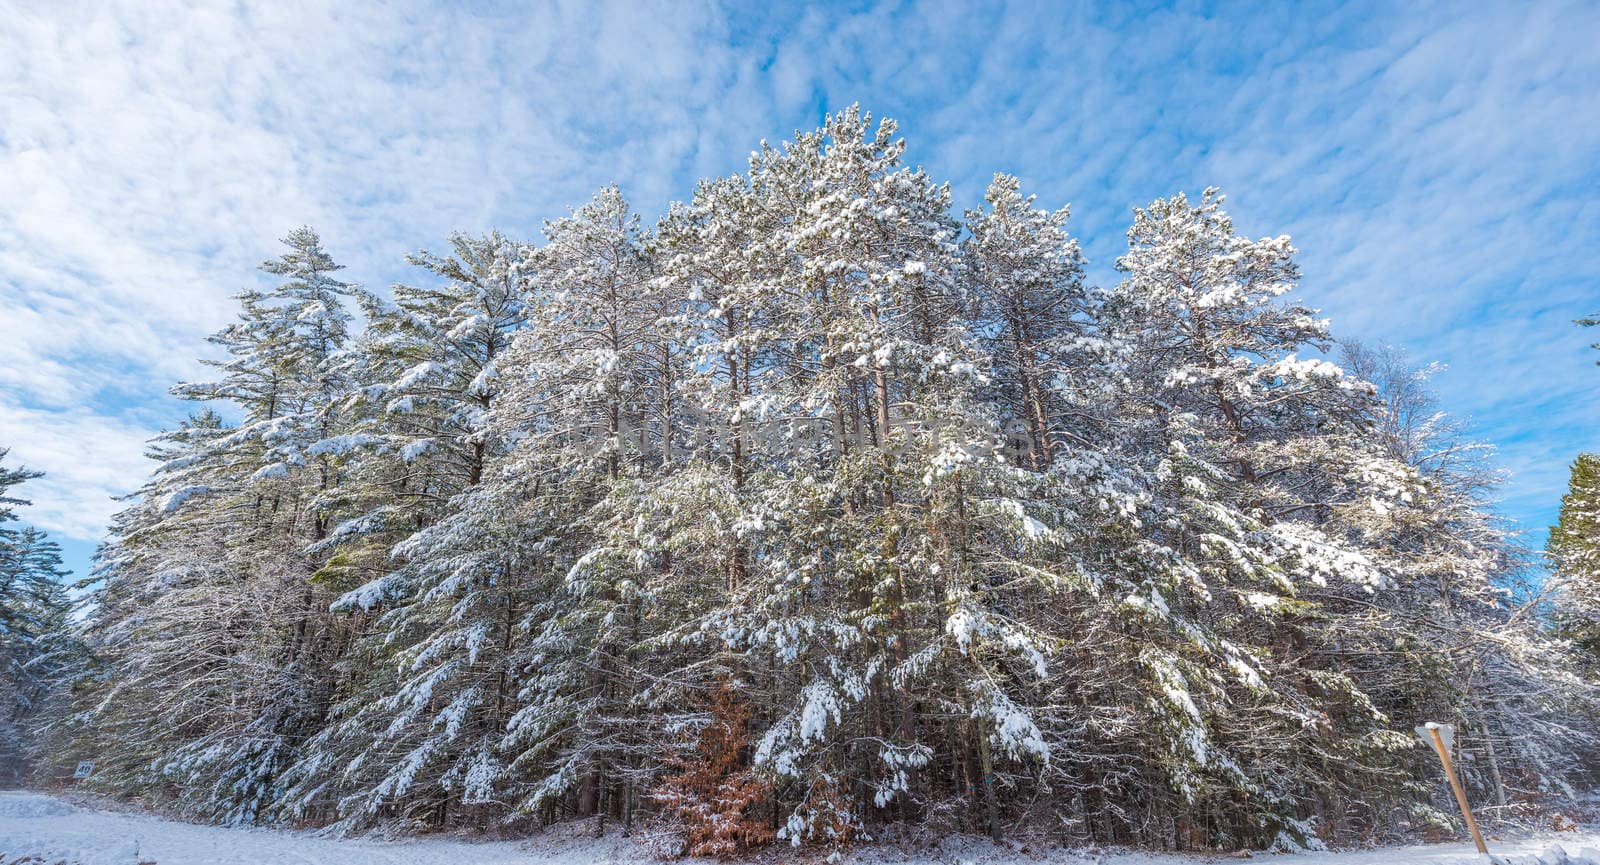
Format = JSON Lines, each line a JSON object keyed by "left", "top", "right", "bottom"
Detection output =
{"left": 1103, "top": 189, "right": 1427, "bottom": 847}
{"left": 1552, "top": 454, "right": 1600, "bottom": 658}
{"left": 0, "top": 450, "right": 77, "bottom": 786}
{"left": 53, "top": 109, "right": 1600, "bottom": 853}
{"left": 274, "top": 230, "right": 534, "bottom": 827}
{"left": 496, "top": 185, "right": 668, "bottom": 827}
{"left": 82, "top": 228, "right": 361, "bottom": 823}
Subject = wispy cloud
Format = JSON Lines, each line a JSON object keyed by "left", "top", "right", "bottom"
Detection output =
{"left": 0, "top": 400, "right": 151, "bottom": 541}
{"left": 1, "top": 0, "right": 1595, "bottom": 569}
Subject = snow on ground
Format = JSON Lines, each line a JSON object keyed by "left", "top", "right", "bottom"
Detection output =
{"left": 0, "top": 791, "right": 633, "bottom": 865}
{"left": 2, "top": 790, "right": 1599, "bottom": 865}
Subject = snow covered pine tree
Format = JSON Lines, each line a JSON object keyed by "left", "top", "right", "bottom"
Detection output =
{"left": 0, "top": 450, "right": 79, "bottom": 787}
{"left": 59, "top": 108, "right": 1600, "bottom": 855}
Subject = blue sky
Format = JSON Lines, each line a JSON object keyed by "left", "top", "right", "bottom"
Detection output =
{"left": 2, "top": 0, "right": 1597, "bottom": 581}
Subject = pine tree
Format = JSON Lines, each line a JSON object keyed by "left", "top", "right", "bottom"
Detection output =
{"left": 55, "top": 109, "right": 1600, "bottom": 853}
{"left": 1102, "top": 189, "right": 1429, "bottom": 847}
{"left": 81, "top": 228, "right": 361, "bottom": 823}
{"left": 0, "top": 450, "right": 77, "bottom": 786}
{"left": 1552, "top": 455, "right": 1600, "bottom": 658}
{"left": 272, "top": 231, "right": 535, "bottom": 827}
{"left": 962, "top": 172, "right": 1100, "bottom": 469}
{"left": 497, "top": 185, "right": 668, "bottom": 828}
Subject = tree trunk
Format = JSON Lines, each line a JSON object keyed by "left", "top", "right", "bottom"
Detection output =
{"left": 978, "top": 727, "right": 1002, "bottom": 842}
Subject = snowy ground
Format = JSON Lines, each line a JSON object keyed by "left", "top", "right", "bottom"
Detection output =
{"left": 2, "top": 790, "right": 1599, "bottom": 865}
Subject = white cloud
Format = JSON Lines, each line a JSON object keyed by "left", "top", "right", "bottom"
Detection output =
{"left": 0, "top": 0, "right": 764, "bottom": 547}
{"left": 1, "top": 0, "right": 1596, "bottom": 558}
{"left": 0, "top": 399, "right": 150, "bottom": 541}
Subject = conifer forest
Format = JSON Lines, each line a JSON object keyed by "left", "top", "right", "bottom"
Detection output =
{"left": 5, "top": 107, "right": 1600, "bottom": 858}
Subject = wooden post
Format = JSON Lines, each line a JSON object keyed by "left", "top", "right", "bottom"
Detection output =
{"left": 1421, "top": 722, "right": 1488, "bottom": 854}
